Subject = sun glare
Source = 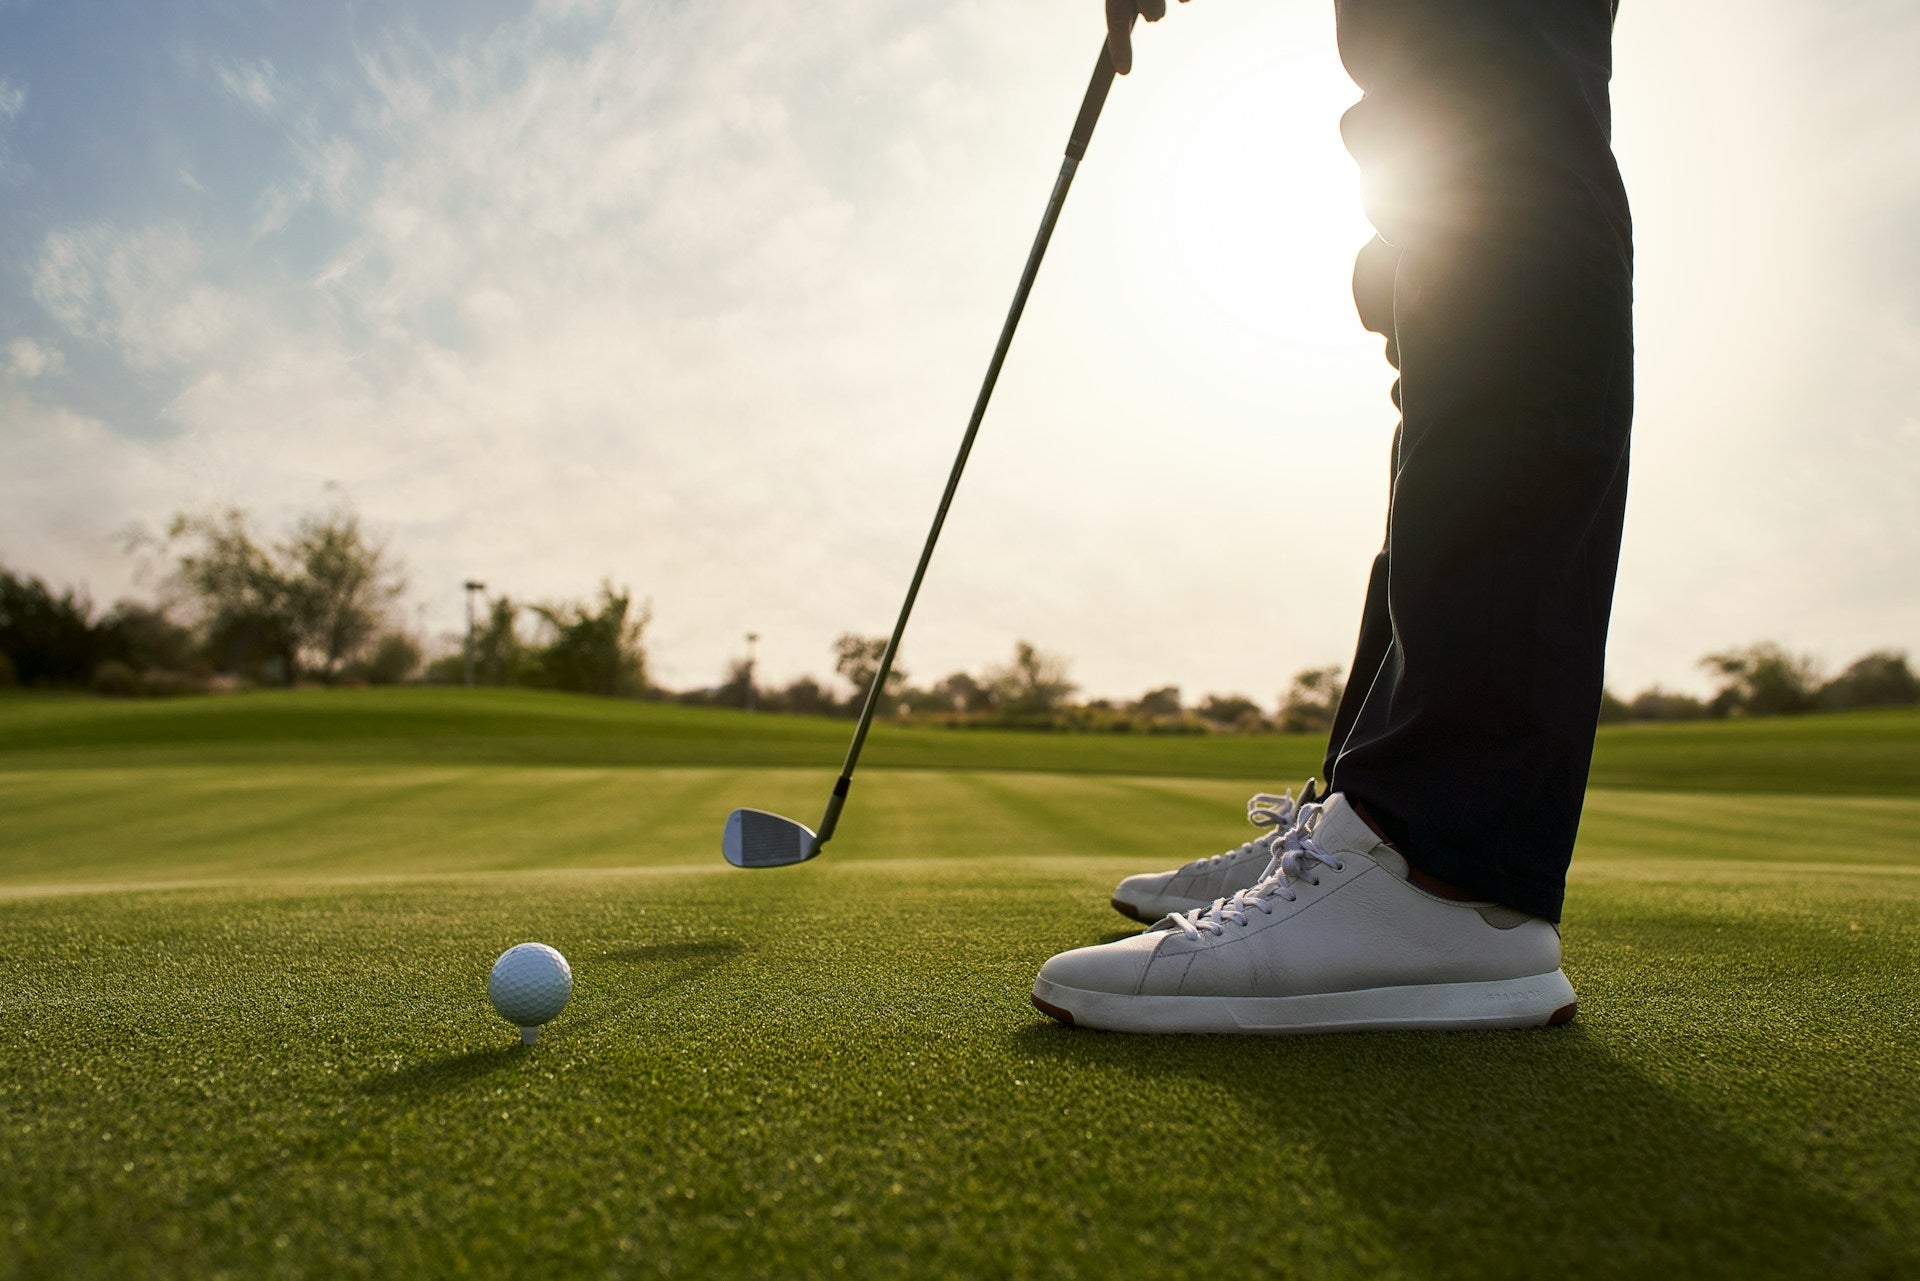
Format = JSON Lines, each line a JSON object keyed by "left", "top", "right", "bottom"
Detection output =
{"left": 1160, "top": 51, "right": 1373, "bottom": 347}
{"left": 1056, "top": 28, "right": 1379, "bottom": 423}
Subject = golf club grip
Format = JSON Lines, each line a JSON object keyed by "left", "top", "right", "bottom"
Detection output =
{"left": 1068, "top": 38, "right": 1122, "bottom": 161}
{"left": 816, "top": 39, "right": 1123, "bottom": 847}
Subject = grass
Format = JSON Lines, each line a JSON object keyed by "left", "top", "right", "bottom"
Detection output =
{"left": 2, "top": 689, "right": 1917, "bottom": 1278}
{"left": 5, "top": 685, "right": 1918, "bottom": 793}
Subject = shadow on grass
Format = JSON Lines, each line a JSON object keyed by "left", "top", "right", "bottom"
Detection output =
{"left": 359, "top": 1045, "right": 525, "bottom": 1097}
{"left": 362, "top": 941, "right": 744, "bottom": 1096}
{"left": 591, "top": 938, "right": 742, "bottom": 974}
{"left": 545, "top": 938, "right": 746, "bottom": 1035}
{"left": 1008, "top": 1020, "right": 1914, "bottom": 1277}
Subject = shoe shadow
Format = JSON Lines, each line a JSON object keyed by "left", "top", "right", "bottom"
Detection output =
{"left": 1007, "top": 1021, "right": 1912, "bottom": 1276}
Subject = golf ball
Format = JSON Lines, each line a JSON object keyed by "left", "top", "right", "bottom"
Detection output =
{"left": 489, "top": 942, "right": 572, "bottom": 1042}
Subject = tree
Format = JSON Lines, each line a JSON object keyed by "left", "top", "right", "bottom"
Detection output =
{"left": 1277, "top": 666, "right": 1345, "bottom": 734}
{"left": 986, "top": 641, "right": 1076, "bottom": 717}
{"left": 1818, "top": 651, "right": 1920, "bottom": 710}
{"left": 167, "top": 509, "right": 303, "bottom": 683}
{"left": 833, "top": 633, "right": 906, "bottom": 712}
{"left": 898, "top": 671, "right": 995, "bottom": 716}
{"left": 937, "top": 671, "right": 995, "bottom": 714}
{"left": 0, "top": 568, "right": 99, "bottom": 685}
{"left": 288, "top": 510, "right": 403, "bottom": 680}
{"left": 714, "top": 658, "right": 756, "bottom": 709}
{"left": 1196, "top": 692, "right": 1268, "bottom": 732}
{"left": 96, "top": 602, "right": 196, "bottom": 675}
{"left": 165, "top": 506, "right": 403, "bottom": 684}
{"left": 773, "top": 675, "right": 835, "bottom": 717}
{"left": 1131, "top": 686, "right": 1182, "bottom": 718}
{"left": 1701, "top": 643, "right": 1821, "bottom": 717}
{"left": 472, "top": 598, "right": 526, "bottom": 686}
{"left": 356, "top": 633, "right": 423, "bottom": 685}
{"left": 1626, "top": 686, "right": 1708, "bottom": 721}
{"left": 530, "top": 585, "right": 650, "bottom": 697}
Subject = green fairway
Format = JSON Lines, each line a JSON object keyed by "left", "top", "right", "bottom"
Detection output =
{"left": 3, "top": 690, "right": 1917, "bottom": 1278}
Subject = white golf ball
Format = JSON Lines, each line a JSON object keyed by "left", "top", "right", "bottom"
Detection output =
{"left": 489, "top": 942, "right": 572, "bottom": 1042}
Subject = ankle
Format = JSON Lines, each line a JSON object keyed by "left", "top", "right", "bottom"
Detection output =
{"left": 1404, "top": 863, "right": 1481, "bottom": 902}
{"left": 1348, "top": 798, "right": 1481, "bottom": 902}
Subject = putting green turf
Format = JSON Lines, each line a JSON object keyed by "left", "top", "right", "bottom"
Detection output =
{"left": 2, "top": 691, "right": 1917, "bottom": 1278}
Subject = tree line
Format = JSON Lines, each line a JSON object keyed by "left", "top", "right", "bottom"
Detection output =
{"left": 3, "top": 503, "right": 1916, "bottom": 731}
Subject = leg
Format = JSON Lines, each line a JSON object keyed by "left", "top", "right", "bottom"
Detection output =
{"left": 1322, "top": 235, "right": 1400, "bottom": 786}
{"left": 1032, "top": 0, "right": 1628, "bottom": 1032}
{"left": 1325, "top": 0, "right": 1634, "bottom": 922}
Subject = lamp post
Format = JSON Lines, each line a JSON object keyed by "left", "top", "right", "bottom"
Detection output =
{"left": 744, "top": 632, "right": 759, "bottom": 712}
{"left": 463, "top": 580, "right": 486, "bottom": 687}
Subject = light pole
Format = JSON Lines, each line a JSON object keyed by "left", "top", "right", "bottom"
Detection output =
{"left": 463, "top": 580, "right": 486, "bottom": 687}
{"left": 744, "top": 632, "right": 759, "bottom": 712}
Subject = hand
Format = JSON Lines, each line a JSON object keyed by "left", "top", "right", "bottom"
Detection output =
{"left": 1105, "top": 0, "right": 1187, "bottom": 75}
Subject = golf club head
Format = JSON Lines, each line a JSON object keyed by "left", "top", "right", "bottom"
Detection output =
{"left": 722, "top": 808, "right": 820, "bottom": 868}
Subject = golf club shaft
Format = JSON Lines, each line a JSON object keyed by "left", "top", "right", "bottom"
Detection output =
{"left": 815, "top": 40, "right": 1124, "bottom": 851}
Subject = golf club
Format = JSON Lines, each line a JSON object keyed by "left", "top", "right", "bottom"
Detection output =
{"left": 723, "top": 35, "right": 1128, "bottom": 869}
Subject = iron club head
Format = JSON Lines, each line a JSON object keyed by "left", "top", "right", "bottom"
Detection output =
{"left": 722, "top": 808, "right": 820, "bottom": 868}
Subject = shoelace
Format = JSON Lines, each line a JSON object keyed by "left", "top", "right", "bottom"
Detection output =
{"left": 1168, "top": 804, "right": 1345, "bottom": 941}
{"left": 1176, "top": 790, "right": 1301, "bottom": 872}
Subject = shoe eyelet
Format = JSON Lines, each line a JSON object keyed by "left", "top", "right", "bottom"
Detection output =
{"left": 1308, "top": 877, "right": 1320, "bottom": 886}
{"left": 1333, "top": 862, "right": 1345, "bottom": 872}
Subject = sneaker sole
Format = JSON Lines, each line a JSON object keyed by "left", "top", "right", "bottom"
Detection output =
{"left": 1030, "top": 970, "right": 1578, "bottom": 1034}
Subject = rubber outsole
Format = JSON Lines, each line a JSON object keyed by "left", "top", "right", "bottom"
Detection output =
{"left": 1030, "top": 970, "right": 1578, "bottom": 1035}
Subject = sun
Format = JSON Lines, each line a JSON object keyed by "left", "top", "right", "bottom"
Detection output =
{"left": 1159, "top": 48, "right": 1375, "bottom": 348}
{"left": 1062, "top": 31, "right": 1377, "bottom": 367}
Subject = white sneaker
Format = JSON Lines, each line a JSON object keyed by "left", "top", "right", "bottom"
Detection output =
{"left": 1109, "top": 782, "right": 1319, "bottom": 923}
{"left": 1034, "top": 793, "right": 1576, "bottom": 1034}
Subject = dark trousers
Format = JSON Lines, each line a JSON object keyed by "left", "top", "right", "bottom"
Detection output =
{"left": 1319, "top": 0, "right": 1634, "bottom": 922}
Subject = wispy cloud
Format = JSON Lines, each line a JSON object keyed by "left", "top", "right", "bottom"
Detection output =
{"left": 214, "top": 58, "right": 279, "bottom": 112}
{"left": 5, "top": 0, "right": 1918, "bottom": 698}
{"left": 0, "top": 76, "right": 23, "bottom": 178}
{"left": 15, "top": 1, "right": 1110, "bottom": 686}
{"left": 31, "top": 225, "right": 244, "bottom": 370}
{"left": 5, "top": 338, "right": 62, "bottom": 380}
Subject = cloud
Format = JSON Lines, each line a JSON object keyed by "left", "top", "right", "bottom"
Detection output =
{"left": 214, "top": 58, "right": 279, "bottom": 112}
{"left": 0, "top": 75, "right": 22, "bottom": 178}
{"left": 5, "top": 338, "right": 62, "bottom": 380}
{"left": 31, "top": 224, "right": 247, "bottom": 370}
{"left": 13, "top": 2, "right": 1116, "bottom": 685}
{"left": 6, "top": 0, "right": 1917, "bottom": 700}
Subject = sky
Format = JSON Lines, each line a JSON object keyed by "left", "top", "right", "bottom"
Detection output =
{"left": 2, "top": 0, "right": 1916, "bottom": 703}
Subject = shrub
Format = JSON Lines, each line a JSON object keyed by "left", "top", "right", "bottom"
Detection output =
{"left": 1627, "top": 687, "right": 1709, "bottom": 721}
{"left": 1818, "top": 651, "right": 1920, "bottom": 710}
{"left": 91, "top": 660, "right": 143, "bottom": 697}
{"left": 358, "top": 633, "right": 423, "bottom": 685}
{"left": 1701, "top": 643, "right": 1821, "bottom": 717}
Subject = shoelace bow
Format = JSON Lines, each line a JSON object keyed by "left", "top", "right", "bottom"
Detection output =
{"left": 1177, "top": 791, "right": 1300, "bottom": 872}
{"left": 1168, "top": 804, "right": 1345, "bottom": 941}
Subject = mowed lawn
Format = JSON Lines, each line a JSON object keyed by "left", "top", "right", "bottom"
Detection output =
{"left": 2, "top": 690, "right": 1917, "bottom": 1278}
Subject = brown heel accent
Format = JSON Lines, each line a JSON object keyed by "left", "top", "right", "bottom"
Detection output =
{"left": 1548, "top": 1000, "right": 1578, "bottom": 1027}
{"left": 1031, "top": 993, "right": 1076, "bottom": 1027}
{"left": 1110, "top": 898, "right": 1149, "bottom": 923}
